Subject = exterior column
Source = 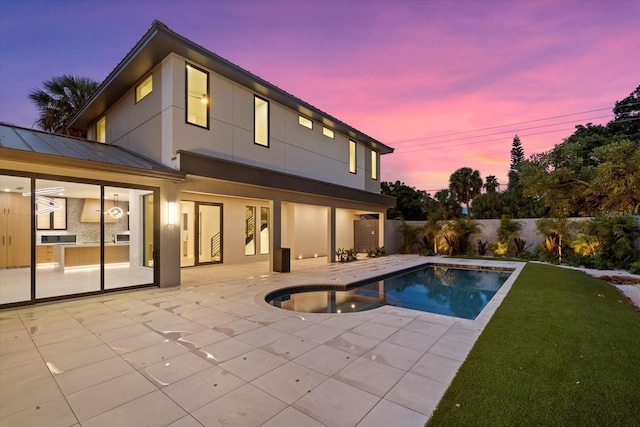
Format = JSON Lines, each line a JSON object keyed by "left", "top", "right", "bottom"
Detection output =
{"left": 270, "top": 198, "right": 282, "bottom": 271}
{"left": 327, "top": 206, "right": 336, "bottom": 263}
{"left": 159, "top": 183, "right": 180, "bottom": 287}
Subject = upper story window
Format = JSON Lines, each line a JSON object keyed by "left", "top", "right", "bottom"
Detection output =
{"left": 254, "top": 96, "right": 269, "bottom": 147}
{"left": 96, "top": 116, "right": 106, "bottom": 143}
{"left": 323, "top": 127, "right": 335, "bottom": 139}
{"left": 298, "top": 116, "right": 313, "bottom": 129}
{"left": 349, "top": 140, "right": 357, "bottom": 174}
{"left": 186, "top": 63, "right": 209, "bottom": 128}
{"left": 371, "top": 150, "right": 378, "bottom": 180}
{"left": 135, "top": 74, "right": 153, "bottom": 102}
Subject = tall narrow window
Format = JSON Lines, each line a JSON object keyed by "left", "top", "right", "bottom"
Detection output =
{"left": 349, "top": 140, "right": 357, "bottom": 174}
{"left": 245, "top": 206, "right": 256, "bottom": 255}
{"left": 260, "top": 207, "right": 270, "bottom": 254}
{"left": 136, "top": 74, "right": 153, "bottom": 102}
{"left": 371, "top": 150, "right": 378, "bottom": 180}
{"left": 96, "top": 116, "right": 106, "bottom": 143}
{"left": 186, "top": 63, "right": 209, "bottom": 128}
{"left": 254, "top": 96, "right": 269, "bottom": 147}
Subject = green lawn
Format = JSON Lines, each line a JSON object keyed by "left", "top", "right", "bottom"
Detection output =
{"left": 426, "top": 263, "right": 640, "bottom": 426}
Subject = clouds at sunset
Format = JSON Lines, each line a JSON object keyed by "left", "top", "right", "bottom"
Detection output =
{"left": 1, "top": 0, "right": 638, "bottom": 192}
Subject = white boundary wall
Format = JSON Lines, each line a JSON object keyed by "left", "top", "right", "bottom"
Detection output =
{"left": 384, "top": 216, "right": 640, "bottom": 255}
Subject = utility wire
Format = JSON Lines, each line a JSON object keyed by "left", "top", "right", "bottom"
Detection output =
{"left": 389, "top": 100, "right": 640, "bottom": 146}
{"left": 393, "top": 117, "right": 640, "bottom": 154}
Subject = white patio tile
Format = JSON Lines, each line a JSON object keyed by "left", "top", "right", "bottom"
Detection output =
{"left": 214, "top": 318, "right": 261, "bottom": 337}
{"left": 410, "top": 352, "right": 461, "bottom": 384}
{"left": 351, "top": 321, "right": 399, "bottom": 341}
{"left": 385, "top": 329, "right": 440, "bottom": 352}
{"left": 166, "top": 415, "right": 203, "bottom": 427}
{"left": 81, "top": 390, "right": 185, "bottom": 427}
{"left": 362, "top": 341, "right": 424, "bottom": 371}
{"left": 143, "top": 351, "right": 212, "bottom": 387}
{"left": 162, "top": 365, "right": 245, "bottom": 413}
{"left": 428, "top": 337, "right": 474, "bottom": 362}
{"left": 199, "top": 337, "right": 255, "bottom": 364}
{"left": 251, "top": 361, "right": 328, "bottom": 404}
{"left": 94, "top": 322, "right": 149, "bottom": 343}
{"left": 294, "top": 323, "right": 344, "bottom": 343}
{"left": 294, "top": 344, "right": 356, "bottom": 376}
{"left": 0, "top": 360, "right": 52, "bottom": 391}
{"left": 325, "top": 331, "right": 380, "bottom": 356}
{"left": 335, "top": 357, "right": 405, "bottom": 397}
{"left": 402, "top": 319, "right": 451, "bottom": 337}
{"left": 65, "top": 371, "right": 156, "bottom": 421}
{"left": 192, "top": 383, "right": 286, "bottom": 427}
{"left": 177, "top": 328, "right": 228, "bottom": 348}
{"left": 107, "top": 330, "right": 166, "bottom": 355}
{"left": 233, "top": 325, "right": 287, "bottom": 347}
{"left": 41, "top": 343, "right": 117, "bottom": 372}
{"left": 261, "top": 334, "right": 320, "bottom": 359}
{"left": 385, "top": 372, "right": 449, "bottom": 416}
{"left": 371, "top": 312, "right": 416, "bottom": 327}
{"left": 219, "top": 348, "right": 287, "bottom": 382}
{"left": 0, "top": 375, "right": 62, "bottom": 419}
{"left": 0, "top": 395, "right": 77, "bottom": 427}
{"left": 123, "top": 340, "right": 189, "bottom": 370}
{"left": 53, "top": 356, "right": 134, "bottom": 395}
{"left": 0, "top": 347, "right": 43, "bottom": 372}
{"left": 357, "top": 398, "right": 428, "bottom": 427}
{"left": 261, "top": 406, "right": 326, "bottom": 427}
{"left": 294, "top": 378, "right": 379, "bottom": 427}
{"left": 268, "top": 316, "right": 313, "bottom": 333}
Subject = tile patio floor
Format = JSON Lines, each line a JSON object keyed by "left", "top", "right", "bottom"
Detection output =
{"left": 0, "top": 255, "right": 524, "bottom": 427}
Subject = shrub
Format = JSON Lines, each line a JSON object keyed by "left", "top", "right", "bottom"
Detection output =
{"left": 366, "top": 246, "right": 385, "bottom": 258}
{"left": 476, "top": 239, "right": 489, "bottom": 256}
{"left": 629, "top": 261, "right": 640, "bottom": 275}
{"left": 336, "top": 248, "right": 358, "bottom": 262}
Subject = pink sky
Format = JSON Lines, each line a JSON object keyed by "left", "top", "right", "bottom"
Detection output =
{"left": 1, "top": 0, "right": 638, "bottom": 193}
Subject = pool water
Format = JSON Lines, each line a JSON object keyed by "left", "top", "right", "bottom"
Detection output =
{"left": 267, "top": 265, "right": 512, "bottom": 320}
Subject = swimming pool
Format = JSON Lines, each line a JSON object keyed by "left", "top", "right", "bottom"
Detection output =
{"left": 266, "top": 264, "right": 513, "bottom": 320}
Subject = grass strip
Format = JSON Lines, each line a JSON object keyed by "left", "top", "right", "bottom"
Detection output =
{"left": 426, "top": 263, "right": 640, "bottom": 426}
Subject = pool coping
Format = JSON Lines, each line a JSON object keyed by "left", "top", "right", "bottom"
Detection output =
{"left": 256, "top": 257, "right": 526, "bottom": 327}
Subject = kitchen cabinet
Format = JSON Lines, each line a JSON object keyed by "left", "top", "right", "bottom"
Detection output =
{"left": 37, "top": 197, "right": 67, "bottom": 230}
{"left": 61, "top": 244, "right": 129, "bottom": 269}
{"left": 80, "top": 199, "right": 120, "bottom": 223}
{"left": 0, "top": 193, "right": 31, "bottom": 268}
{"left": 36, "top": 245, "right": 55, "bottom": 264}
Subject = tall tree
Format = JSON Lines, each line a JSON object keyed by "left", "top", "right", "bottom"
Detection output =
{"left": 507, "top": 135, "right": 524, "bottom": 191}
{"left": 484, "top": 175, "right": 499, "bottom": 193}
{"left": 449, "top": 167, "right": 483, "bottom": 216}
{"left": 607, "top": 85, "right": 640, "bottom": 136}
{"left": 381, "top": 181, "right": 434, "bottom": 220}
{"left": 29, "top": 74, "right": 99, "bottom": 136}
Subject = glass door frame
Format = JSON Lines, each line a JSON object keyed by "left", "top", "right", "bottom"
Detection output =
{"left": 0, "top": 169, "right": 160, "bottom": 308}
{"left": 195, "top": 201, "right": 223, "bottom": 266}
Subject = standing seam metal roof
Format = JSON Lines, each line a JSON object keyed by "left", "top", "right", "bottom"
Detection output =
{"left": 0, "top": 124, "right": 185, "bottom": 180}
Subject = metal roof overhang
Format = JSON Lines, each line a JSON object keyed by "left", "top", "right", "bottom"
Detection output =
{"left": 1, "top": 147, "right": 185, "bottom": 182}
{"left": 71, "top": 21, "right": 394, "bottom": 155}
{"left": 178, "top": 150, "right": 396, "bottom": 207}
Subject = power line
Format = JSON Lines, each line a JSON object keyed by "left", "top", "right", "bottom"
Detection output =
{"left": 389, "top": 100, "right": 640, "bottom": 146}
{"left": 394, "top": 114, "right": 613, "bottom": 149}
{"left": 393, "top": 116, "right": 640, "bottom": 154}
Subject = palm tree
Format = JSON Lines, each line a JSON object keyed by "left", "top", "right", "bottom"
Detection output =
{"left": 484, "top": 175, "right": 499, "bottom": 193}
{"left": 29, "top": 74, "right": 99, "bottom": 136}
{"left": 449, "top": 167, "right": 483, "bottom": 216}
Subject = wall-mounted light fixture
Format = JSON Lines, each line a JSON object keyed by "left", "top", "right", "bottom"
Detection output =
{"left": 168, "top": 201, "right": 176, "bottom": 226}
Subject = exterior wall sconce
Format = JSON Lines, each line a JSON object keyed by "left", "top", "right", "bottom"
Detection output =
{"left": 168, "top": 201, "right": 176, "bottom": 226}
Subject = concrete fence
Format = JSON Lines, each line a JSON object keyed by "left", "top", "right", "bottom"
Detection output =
{"left": 384, "top": 216, "right": 640, "bottom": 255}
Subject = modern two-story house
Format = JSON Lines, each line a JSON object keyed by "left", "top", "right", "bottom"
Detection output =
{"left": 0, "top": 20, "right": 394, "bottom": 307}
